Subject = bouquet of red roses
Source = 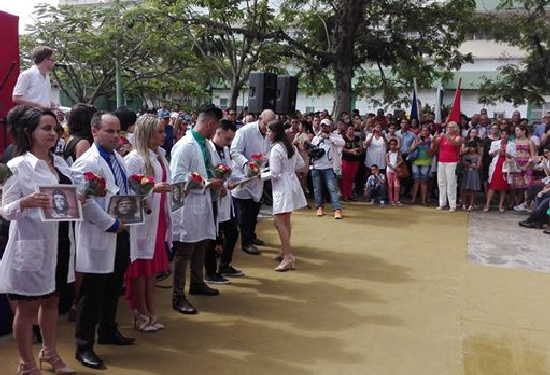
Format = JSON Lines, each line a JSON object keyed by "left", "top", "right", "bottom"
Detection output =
{"left": 129, "top": 174, "right": 155, "bottom": 196}
{"left": 184, "top": 172, "right": 205, "bottom": 191}
{"left": 77, "top": 172, "right": 107, "bottom": 197}
{"left": 212, "top": 163, "right": 232, "bottom": 180}
{"left": 245, "top": 154, "right": 265, "bottom": 177}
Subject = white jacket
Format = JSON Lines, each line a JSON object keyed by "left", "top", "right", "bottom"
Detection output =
{"left": 311, "top": 133, "right": 346, "bottom": 172}
{"left": 170, "top": 132, "right": 216, "bottom": 243}
{"left": 71, "top": 144, "right": 126, "bottom": 274}
{"left": 230, "top": 121, "right": 272, "bottom": 202}
{"left": 0, "top": 153, "right": 102, "bottom": 295}
{"left": 270, "top": 144, "right": 307, "bottom": 215}
{"left": 125, "top": 148, "right": 173, "bottom": 262}
{"left": 210, "top": 142, "right": 233, "bottom": 223}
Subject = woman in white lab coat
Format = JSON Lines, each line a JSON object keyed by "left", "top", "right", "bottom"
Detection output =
{"left": 124, "top": 114, "right": 172, "bottom": 332}
{"left": 0, "top": 106, "right": 76, "bottom": 375}
{"left": 267, "top": 120, "right": 307, "bottom": 272}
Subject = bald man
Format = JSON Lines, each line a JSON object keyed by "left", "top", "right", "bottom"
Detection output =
{"left": 230, "top": 109, "right": 274, "bottom": 255}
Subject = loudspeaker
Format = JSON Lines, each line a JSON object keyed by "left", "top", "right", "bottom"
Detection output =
{"left": 276, "top": 76, "right": 298, "bottom": 115}
{"left": 247, "top": 72, "right": 277, "bottom": 115}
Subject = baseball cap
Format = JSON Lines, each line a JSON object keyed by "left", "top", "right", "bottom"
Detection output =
{"left": 157, "top": 108, "right": 170, "bottom": 119}
{"left": 320, "top": 119, "right": 332, "bottom": 127}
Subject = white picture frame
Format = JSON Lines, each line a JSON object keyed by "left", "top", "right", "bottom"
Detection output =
{"left": 107, "top": 195, "right": 145, "bottom": 226}
{"left": 38, "top": 185, "right": 83, "bottom": 222}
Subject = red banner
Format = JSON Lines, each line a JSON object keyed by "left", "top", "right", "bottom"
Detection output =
{"left": 0, "top": 11, "right": 19, "bottom": 152}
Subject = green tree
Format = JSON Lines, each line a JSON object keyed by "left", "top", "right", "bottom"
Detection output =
{"left": 478, "top": 0, "right": 550, "bottom": 106}
{"left": 22, "top": 1, "right": 201, "bottom": 106}
{"left": 278, "top": 0, "right": 476, "bottom": 115}
{"left": 153, "top": 0, "right": 282, "bottom": 109}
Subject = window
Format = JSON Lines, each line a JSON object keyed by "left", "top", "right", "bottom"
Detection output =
{"left": 219, "top": 98, "right": 229, "bottom": 109}
{"left": 305, "top": 106, "right": 315, "bottom": 114}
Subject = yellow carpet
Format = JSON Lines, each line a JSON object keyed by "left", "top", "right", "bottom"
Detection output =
{"left": 1, "top": 204, "right": 549, "bottom": 374}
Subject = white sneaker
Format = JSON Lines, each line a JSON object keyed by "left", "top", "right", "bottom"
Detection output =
{"left": 449, "top": 207, "right": 457, "bottom": 212}
{"left": 513, "top": 203, "right": 528, "bottom": 212}
{"left": 436, "top": 206, "right": 444, "bottom": 211}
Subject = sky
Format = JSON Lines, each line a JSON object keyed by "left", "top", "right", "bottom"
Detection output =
{"left": 0, "top": 0, "right": 58, "bottom": 33}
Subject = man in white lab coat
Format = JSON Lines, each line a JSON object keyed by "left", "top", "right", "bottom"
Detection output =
{"left": 170, "top": 105, "right": 224, "bottom": 314}
{"left": 72, "top": 113, "right": 135, "bottom": 370}
{"left": 230, "top": 109, "right": 274, "bottom": 255}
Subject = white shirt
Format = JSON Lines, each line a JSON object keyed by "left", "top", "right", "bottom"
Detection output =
{"left": 0, "top": 153, "right": 103, "bottom": 295}
{"left": 270, "top": 144, "right": 307, "bottom": 215}
{"left": 170, "top": 132, "right": 217, "bottom": 243}
{"left": 12, "top": 65, "right": 52, "bottom": 107}
{"left": 230, "top": 121, "right": 272, "bottom": 202}
{"left": 125, "top": 148, "right": 173, "bottom": 261}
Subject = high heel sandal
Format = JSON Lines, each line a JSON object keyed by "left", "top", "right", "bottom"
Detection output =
{"left": 133, "top": 312, "right": 158, "bottom": 332}
{"left": 275, "top": 256, "right": 295, "bottom": 272}
{"left": 38, "top": 349, "right": 76, "bottom": 375}
{"left": 148, "top": 315, "right": 165, "bottom": 330}
{"left": 17, "top": 362, "right": 41, "bottom": 375}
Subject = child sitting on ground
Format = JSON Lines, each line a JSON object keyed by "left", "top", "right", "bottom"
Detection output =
{"left": 364, "top": 164, "right": 387, "bottom": 206}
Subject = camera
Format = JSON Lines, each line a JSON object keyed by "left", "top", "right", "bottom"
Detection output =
{"left": 304, "top": 142, "right": 326, "bottom": 160}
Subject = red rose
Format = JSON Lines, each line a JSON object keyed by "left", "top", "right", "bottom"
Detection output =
{"left": 250, "top": 154, "right": 264, "bottom": 161}
{"left": 191, "top": 172, "right": 203, "bottom": 184}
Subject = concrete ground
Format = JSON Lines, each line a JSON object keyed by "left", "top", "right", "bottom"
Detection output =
{"left": 0, "top": 203, "right": 549, "bottom": 375}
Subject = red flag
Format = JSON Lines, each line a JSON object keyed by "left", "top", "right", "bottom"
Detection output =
{"left": 447, "top": 78, "right": 462, "bottom": 123}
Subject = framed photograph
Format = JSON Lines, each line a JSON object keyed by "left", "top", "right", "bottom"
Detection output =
{"left": 107, "top": 195, "right": 144, "bottom": 226}
{"left": 38, "top": 185, "right": 83, "bottom": 222}
{"left": 171, "top": 182, "right": 186, "bottom": 212}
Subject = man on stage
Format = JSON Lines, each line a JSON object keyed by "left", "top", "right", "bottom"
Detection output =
{"left": 12, "top": 46, "right": 56, "bottom": 109}
{"left": 72, "top": 113, "right": 135, "bottom": 370}
{"left": 230, "top": 109, "right": 274, "bottom": 255}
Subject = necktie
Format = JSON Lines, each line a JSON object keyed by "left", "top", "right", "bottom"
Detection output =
{"left": 109, "top": 154, "right": 128, "bottom": 195}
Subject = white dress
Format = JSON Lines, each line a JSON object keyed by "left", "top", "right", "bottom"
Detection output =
{"left": 270, "top": 143, "right": 307, "bottom": 215}
{"left": 364, "top": 134, "right": 387, "bottom": 169}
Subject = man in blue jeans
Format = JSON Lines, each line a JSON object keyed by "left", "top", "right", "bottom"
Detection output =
{"left": 519, "top": 181, "right": 550, "bottom": 234}
{"left": 310, "top": 119, "right": 345, "bottom": 219}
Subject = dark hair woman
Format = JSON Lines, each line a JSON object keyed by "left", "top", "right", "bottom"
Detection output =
{"left": 266, "top": 120, "right": 307, "bottom": 271}
{"left": 1, "top": 105, "right": 77, "bottom": 374}
{"left": 64, "top": 103, "right": 97, "bottom": 164}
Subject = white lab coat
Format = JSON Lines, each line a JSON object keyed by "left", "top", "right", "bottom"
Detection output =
{"left": 230, "top": 121, "right": 272, "bottom": 202}
{"left": 0, "top": 152, "right": 97, "bottom": 296}
{"left": 210, "top": 142, "right": 233, "bottom": 223}
{"left": 71, "top": 144, "right": 126, "bottom": 274}
{"left": 270, "top": 144, "right": 307, "bottom": 215}
{"left": 170, "top": 132, "right": 216, "bottom": 243}
{"left": 125, "top": 148, "right": 173, "bottom": 262}
{"left": 487, "top": 140, "right": 517, "bottom": 184}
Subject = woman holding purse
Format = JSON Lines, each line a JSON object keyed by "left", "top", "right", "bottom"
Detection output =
{"left": 0, "top": 106, "right": 79, "bottom": 375}
{"left": 124, "top": 114, "right": 172, "bottom": 332}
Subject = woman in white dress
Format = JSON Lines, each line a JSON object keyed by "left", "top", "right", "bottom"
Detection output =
{"left": 267, "top": 120, "right": 307, "bottom": 272}
{"left": 364, "top": 124, "right": 387, "bottom": 171}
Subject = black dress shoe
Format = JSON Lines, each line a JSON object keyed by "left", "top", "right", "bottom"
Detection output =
{"left": 97, "top": 327, "right": 136, "bottom": 345}
{"left": 189, "top": 284, "right": 219, "bottom": 296}
{"left": 172, "top": 295, "right": 197, "bottom": 314}
{"left": 242, "top": 244, "right": 261, "bottom": 255}
{"left": 251, "top": 238, "right": 265, "bottom": 246}
{"left": 76, "top": 347, "right": 104, "bottom": 369}
{"left": 518, "top": 220, "right": 542, "bottom": 229}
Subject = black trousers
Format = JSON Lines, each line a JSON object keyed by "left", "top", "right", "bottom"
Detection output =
{"left": 233, "top": 197, "right": 261, "bottom": 247}
{"left": 75, "top": 231, "right": 130, "bottom": 347}
{"left": 172, "top": 240, "right": 207, "bottom": 296}
{"left": 219, "top": 217, "right": 239, "bottom": 267}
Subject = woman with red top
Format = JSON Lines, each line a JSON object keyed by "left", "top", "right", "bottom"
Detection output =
{"left": 124, "top": 114, "right": 172, "bottom": 332}
{"left": 484, "top": 129, "right": 516, "bottom": 212}
{"left": 341, "top": 125, "right": 363, "bottom": 200}
{"left": 432, "top": 121, "right": 463, "bottom": 212}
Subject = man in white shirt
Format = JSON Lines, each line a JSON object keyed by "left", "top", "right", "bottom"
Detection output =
{"left": 12, "top": 46, "right": 55, "bottom": 109}
{"left": 230, "top": 109, "right": 274, "bottom": 255}
{"left": 311, "top": 119, "right": 345, "bottom": 219}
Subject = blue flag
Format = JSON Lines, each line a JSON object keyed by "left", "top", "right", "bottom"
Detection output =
{"left": 410, "top": 82, "right": 420, "bottom": 122}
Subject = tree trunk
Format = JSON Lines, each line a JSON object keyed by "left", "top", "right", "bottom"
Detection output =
{"left": 331, "top": 0, "right": 366, "bottom": 117}
{"left": 334, "top": 59, "right": 353, "bottom": 117}
{"left": 229, "top": 77, "right": 240, "bottom": 109}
